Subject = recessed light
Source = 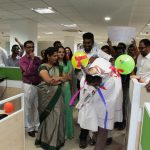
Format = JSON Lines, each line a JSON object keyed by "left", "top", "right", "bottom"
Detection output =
{"left": 140, "top": 32, "right": 150, "bottom": 36}
{"left": 61, "top": 24, "right": 77, "bottom": 27}
{"left": 147, "top": 23, "right": 150, "bottom": 26}
{"left": 104, "top": 17, "right": 111, "bottom": 21}
{"left": 44, "top": 32, "right": 53, "bottom": 35}
{"left": 31, "top": 7, "right": 55, "bottom": 14}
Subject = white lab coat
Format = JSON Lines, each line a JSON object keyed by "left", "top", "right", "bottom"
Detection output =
{"left": 77, "top": 58, "right": 123, "bottom": 131}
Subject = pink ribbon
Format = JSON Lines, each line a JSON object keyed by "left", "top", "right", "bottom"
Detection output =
{"left": 75, "top": 55, "right": 88, "bottom": 67}
{"left": 69, "top": 80, "right": 87, "bottom": 106}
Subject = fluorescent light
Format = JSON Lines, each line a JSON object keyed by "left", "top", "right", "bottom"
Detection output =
{"left": 61, "top": 24, "right": 77, "bottom": 27}
{"left": 147, "top": 23, "right": 150, "bottom": 26}
{"left": 140, "top": 32, "right": 150, "bottom": 36}
{"left": 44, "top": 32, "right": 53, "bottom": 35}
{"left": 104, "top": 17, "right": 111, "bottom": 21}
{"left": 32, "top": 7, "right": 55, "bottom": 14}
{"left": 78, "top": 31, "right": 85, "bottom": 34}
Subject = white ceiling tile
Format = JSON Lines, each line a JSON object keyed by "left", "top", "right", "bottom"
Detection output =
{"left": 0, "top": 2, "right": 23, "bottom": 10}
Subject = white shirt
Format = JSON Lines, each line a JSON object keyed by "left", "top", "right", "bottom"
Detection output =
{"left": 0, "top": 47, "right": 8, "bottom": 67}
{"left": 79, "top": 43, "right": 112, "bottom": 61}
{"left": 136, "top": 53, "right": 150, "bottom": 82}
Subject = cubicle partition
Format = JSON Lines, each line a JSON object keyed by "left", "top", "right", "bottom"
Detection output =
{"left": 127, "top": 79, "right": 150, "bottom": 150}
{"left": 0, "top": 93, "right": 25, "bottom": 150}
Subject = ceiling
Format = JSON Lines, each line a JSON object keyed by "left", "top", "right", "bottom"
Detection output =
{"left": 0, "top": 0, "right": 149, "bottom": 44}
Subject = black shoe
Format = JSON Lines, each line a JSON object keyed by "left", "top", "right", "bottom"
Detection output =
{"left": 114, "top": 122, "right": 119, "bottom": 129}
{"left": 117, "top": 122, "right": 126, "bottom": 130}
{"left": 106, "top": 137, "right": 112, "bottom": 145}
{"left": 88, "top": 138, "right": 96, "bottom": 145}
{"left": 28, "top": 131, "right": 35, "bottom": 137}
{"left": 34, "top": 130, "right": 38, "bottom": 133}
{"left": 35, "top": 139, "right": 40, "bottom": 146}
{"left": 79, "top": 139, "right": 87, "bottom": 149}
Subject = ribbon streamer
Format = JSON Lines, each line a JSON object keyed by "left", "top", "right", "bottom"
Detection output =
{"left": 109, "top": 66, "right": 124, "bottom": 77}
{"left": 69, "top": 80, "right": 87, "bottom": 106}
{"left": 75, "top": 55, "right": 87, "bottom": 67}
{"left": 97, "top": 88, "right": 108, "bottom": 129}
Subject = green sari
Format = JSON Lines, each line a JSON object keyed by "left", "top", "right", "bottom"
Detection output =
{"left": 60, "top": 61, "right": 74, "bottom": 139}
{"left": 36, "top": 64, "right": 65, "bottom": 150}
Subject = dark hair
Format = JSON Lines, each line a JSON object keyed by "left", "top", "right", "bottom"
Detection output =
{"left": 64, "top": 47, "right": 73, "bottom": 60}
{"left": 42, "top": 47, "right": 58, "bottom": 63}
{"left": 11, "top": 44, "right": 20, "bottom": 52}
{"left": 86, "top": 74, "right": 102, "bottom": 85}
{"left": 83, "top": 32, "right": 94, "bottom": 43}
{"left": 118, "top": 42, "right": 126, "bottom": 50}
{"left": 140, "top": 39, "right": 150, "bottom": 47}
{"left": 53, "top": 41, "right": 62, "bottom": 47}
{"left": 57, "top": 46, "right": 68, "bottom": 66}
{"left": 24, "top": 40, "right": 34, "bottom": 47}
{"left": 101, "top": 45, "right": 110, "bottom": 50}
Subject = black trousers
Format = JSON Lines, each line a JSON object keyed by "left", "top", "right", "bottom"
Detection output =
{"left": 79, "top": 128, "right": 89, "bottom": 140}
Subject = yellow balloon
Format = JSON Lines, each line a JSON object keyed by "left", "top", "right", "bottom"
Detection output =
{"left": 71, "top": 51, "right": 89, "bottom": 69}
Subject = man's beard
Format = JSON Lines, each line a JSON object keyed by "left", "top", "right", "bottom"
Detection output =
{"left": 84, "top": 47, "right": 92, "bottom": 53}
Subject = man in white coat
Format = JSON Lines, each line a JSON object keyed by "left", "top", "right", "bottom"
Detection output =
{"left": 77, "top": 32, "right": 114, "bottom": 148}
{"left": 77, "top": 58, "right": 123, "bottom": 150}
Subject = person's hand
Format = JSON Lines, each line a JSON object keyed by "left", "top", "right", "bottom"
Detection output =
{"left": 130, "top": 75, "right": 145, "bottom": 83}
{"left": 131, "top": 38, "right": 137, "bottom": 47}
{"left": 145, "top": 81, "right": 150, "bottom": 92}
{"left": 89, "top": 56, "right": 96, "bottom": 64}
{"left": 107, "top": 38, "right": 112, "bottom": 46}
{"left": 15, "top": 37, "right": 19, "bottom": 43}
{"left": 109, "top": 58, "right": 115, "bottom": 65}
{"left": 29, "top": 52, "right": 34, "bottom": 60}
{"left": 50, "top": 77, "right": 63, "bottom": 85}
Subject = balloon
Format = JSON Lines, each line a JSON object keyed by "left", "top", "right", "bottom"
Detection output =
{"left": 115, "top": 54, "right": 135, "bottom": 75}
{"left": 4, "top": 102, "right": 14, "bottom": 113}
{"left": 71, "top": 51, "right": 89, "bottom": 69}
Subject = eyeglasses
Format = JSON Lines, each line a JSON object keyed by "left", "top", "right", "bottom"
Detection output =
{"left": 138, "top": 46, "right": 146, "bottom": 50}
{"left": 26, "top": 46, "right": 34, "bottom": 49}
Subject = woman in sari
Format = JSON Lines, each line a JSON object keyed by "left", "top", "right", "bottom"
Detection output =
{"left": 35, "top": 47, "right": 67, "bottom": 150}
{"left": 57, "top": 46, "right": 74, "bottom": 139}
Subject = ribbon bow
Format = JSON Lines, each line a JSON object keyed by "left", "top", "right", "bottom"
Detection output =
{"left": 109, "top": 66, "right": 124, "bottom": 77}
{"left": 75, "top": 55, "right": 88, "bottom": 68}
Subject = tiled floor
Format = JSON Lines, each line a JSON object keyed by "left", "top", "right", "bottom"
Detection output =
{"left": 25, "top": 110, "right": 125, "bottom": 150}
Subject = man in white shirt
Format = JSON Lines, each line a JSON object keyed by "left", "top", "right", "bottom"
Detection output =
{"left": 0, "top": 47, "right": 8, "bottom": 67}
{"left": 132, "top": 39, "right": 150, "bottom": 92}
{"left": 79, "top": 32, "right": 113, "bottom": 63}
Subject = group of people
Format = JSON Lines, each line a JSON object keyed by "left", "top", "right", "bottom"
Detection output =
{"left": 0, "top": 32, "right": 149, "bottom": 150}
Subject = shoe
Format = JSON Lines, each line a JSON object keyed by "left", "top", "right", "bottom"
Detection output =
{"left": 88, "top": 138, "right": 96, "bottom": 145}
{"left": 114, "top": 122, "right": 119, "bottom": 129}
{"left": 117, "top": 122, "right": 126, "bottom": 130}
{"left": 79, "top": 139, "right": 87, "bottom": 149}
{"left": 28, "top": 131, "right": 35, "bottom": 137}
{"left": 35, "top": 139, "right": 40, "bottom": 146}
{"left": 106, "top": 137, "right": 112, "bottom": 145}
{"left": 34, "top": 130, "right": 38, "bottom": 133}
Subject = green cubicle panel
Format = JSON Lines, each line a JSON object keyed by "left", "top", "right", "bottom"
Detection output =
{"left": 0, "top": 67, "right": 22, "bottom": 81}
{"left": 141, "top": 103, "right": 150, "bottom": 150}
